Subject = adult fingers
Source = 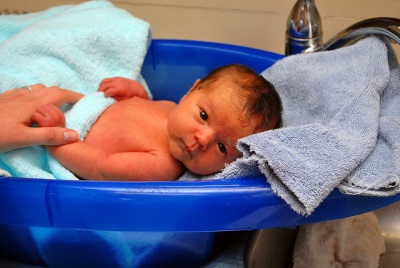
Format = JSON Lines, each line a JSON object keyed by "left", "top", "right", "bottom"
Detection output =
{"left": 38, "top": 86, "right": 83, "bottom": 106}
{"left": 19, "top": 127, "right": 79, "bottom": 147}
{"left": 2, "top": 84, "right": 83, "bottom": 107}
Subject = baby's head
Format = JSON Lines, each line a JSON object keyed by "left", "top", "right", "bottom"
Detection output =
{"left": 168, "top": 64, "right": 282, "bottom": 175}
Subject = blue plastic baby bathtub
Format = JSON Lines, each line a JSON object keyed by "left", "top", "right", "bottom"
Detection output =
{"left": 1, "top": 39, "right": 400, "bottom": 267}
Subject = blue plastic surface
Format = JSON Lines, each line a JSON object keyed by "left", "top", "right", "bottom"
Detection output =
{"left": 1, "top": 39, "right": 399, "bottom": 267}
{"left": 142, "top": 39, "right": 283, "bottom": 103}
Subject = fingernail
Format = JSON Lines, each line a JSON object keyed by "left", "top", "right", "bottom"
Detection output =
{"left": 63, "top": 130, "right": 79, "bottom": 142}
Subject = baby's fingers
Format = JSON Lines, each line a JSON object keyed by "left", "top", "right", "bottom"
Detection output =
{"left": 101, "top": 87, "right": 120, "bottom": 99}
{"left": 32, "top": 104, "right": 65, "bottom": 127}
{"left": 98, "top": 78, "right": 114, "bottom": 92}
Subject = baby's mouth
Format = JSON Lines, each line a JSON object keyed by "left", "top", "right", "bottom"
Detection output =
{"left": 181, "top": 140, "right": 192, "bottom": 158}
{"left": 185, "top": 140, "right": 200, "bottom": 155}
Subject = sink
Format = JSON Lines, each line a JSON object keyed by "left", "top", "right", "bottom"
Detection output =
{"left": 375, "top": 200, "right": 400, "bottom": 267}
{"left": 246, "top": 228, "right": 297, "bottom": 268}
{"left": 244, "top": 200, "right": 400, "bottom": 268}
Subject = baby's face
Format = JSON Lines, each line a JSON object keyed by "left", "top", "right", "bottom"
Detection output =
{"left": 167, "top": 79, "right": 258, "bottom": 175}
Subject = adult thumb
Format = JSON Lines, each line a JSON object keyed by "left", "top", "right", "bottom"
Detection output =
{"left": 28, "top": 127, "right": 79, "bottom": 146}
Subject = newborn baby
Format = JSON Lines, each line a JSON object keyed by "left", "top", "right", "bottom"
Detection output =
{"left": 33, "top": 64, "right": 282, "bottom": 181}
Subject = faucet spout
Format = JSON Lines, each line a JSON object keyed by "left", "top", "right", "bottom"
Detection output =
{"left": 310, "top": 17, "right": 400, "bottom": 52}
{"left": 285, "top": 0, "right": 400, "bottom": 55}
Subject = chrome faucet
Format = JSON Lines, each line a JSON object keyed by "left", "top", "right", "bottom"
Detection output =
{"left": 285, "top": 0, "right": 322, "bottom": 55}
{"left": 312, "top": 17, "right": 400, "bottom": 52}
{"left": 285, "top": 0, "right": 400, "bottom": 55}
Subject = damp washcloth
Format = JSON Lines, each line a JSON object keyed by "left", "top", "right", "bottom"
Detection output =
{"left": 0, "top": 1, "right": 151, "bottom": 179}
{"left": 292, "top": 212, "right": 385, "bottom": 267}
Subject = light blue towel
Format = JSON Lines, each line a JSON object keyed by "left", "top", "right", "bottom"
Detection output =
{"left": 0, "top": 1, "right": 151, "bottom": 179}
{"left": 181, "top": 37, "right": 400, "bottom": 215}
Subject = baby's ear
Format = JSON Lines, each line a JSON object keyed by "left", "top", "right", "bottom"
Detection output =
{"left": 189, "top": 79, "right": 201, "bottom": 91}
{"left": 182, "top": 79, "right": 202, "bottom": 99}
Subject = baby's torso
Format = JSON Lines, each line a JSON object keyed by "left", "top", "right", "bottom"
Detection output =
{"left": 82, "top": 97, "right": 184, "bottom": 181}
{"left": 84, "top": 97, "right": 175, "bottom": 155}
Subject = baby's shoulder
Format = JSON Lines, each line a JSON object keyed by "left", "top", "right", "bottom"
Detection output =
{"left": 154, "top": 99, "right": 177, "bottom": 109}
{"left": 129, "top": 97, "right": 176, "bottom": 110}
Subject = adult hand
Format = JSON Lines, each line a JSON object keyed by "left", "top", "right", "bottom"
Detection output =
{"left": 0, "top": 84, "right": 83, "bottom": 153}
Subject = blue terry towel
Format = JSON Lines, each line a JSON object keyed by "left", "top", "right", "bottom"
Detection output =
{"left": 181, "top": 37, "right": 400, "bottom": 215}
{"left": 257, "top": 37, "right": 399, "bottom": 215}
{"left": 0, "top": 1, "right": 151, "bottom": 179}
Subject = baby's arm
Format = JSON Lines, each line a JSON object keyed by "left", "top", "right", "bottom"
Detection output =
{"left": 98, "top": 77, "right": 150, "bottom": 101}
{"left": 46, "top": 142, "right": 179, "bottom": 181}
{"left": 33, "top": 104, "right": 177, "bottom": 181}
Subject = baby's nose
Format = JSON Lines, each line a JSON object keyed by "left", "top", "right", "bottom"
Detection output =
{"left": 195, "top": 126, "right": 216, "bottom": 150}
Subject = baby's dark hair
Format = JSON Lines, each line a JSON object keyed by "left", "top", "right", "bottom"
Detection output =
{"left": 193, "top": 64, "right": 282, "bottom": 133}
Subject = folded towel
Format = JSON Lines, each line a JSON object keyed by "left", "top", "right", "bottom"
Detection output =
{"left": 180, "top": 37, "right": 400, "bottom": 216}
{"left": 0, "top": 1, "right": 151, "bottom": 179}
{"left": 338, "top": 42, "right": 400, "bottom": 196}
{"left": 255, "top": 36, "right": 400, "bottom": 215}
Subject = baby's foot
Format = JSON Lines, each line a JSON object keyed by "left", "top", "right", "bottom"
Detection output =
{"left": 32, "top": 104, "right": 66, "bottom": 127}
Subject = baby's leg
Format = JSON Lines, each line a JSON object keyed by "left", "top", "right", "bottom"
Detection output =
{"left": 32, "top": 104, "right": 66, "bottom": 127}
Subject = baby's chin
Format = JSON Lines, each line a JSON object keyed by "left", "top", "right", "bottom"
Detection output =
{"left": 185, "top": 164, "right": 222, "bottom": 176}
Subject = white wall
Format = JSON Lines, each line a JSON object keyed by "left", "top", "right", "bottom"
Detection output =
{"left": 0, "top": 0, "right": 399, "bottom": 55}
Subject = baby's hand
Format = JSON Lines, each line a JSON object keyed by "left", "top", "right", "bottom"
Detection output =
{"left": 32, "top": 104, "right": 66, "bottom": 127}
{"left": 97, "top": 77, "right": 150, "bottom": 101}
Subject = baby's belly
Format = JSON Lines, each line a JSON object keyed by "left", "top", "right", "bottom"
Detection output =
{"left": 83, "top": 99, "right": 159, "bottom": 154}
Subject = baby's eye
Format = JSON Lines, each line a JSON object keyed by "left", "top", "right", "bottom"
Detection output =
{"left": 218, "top": 143, "right": 227, "bottom": 154}
{"left": 200, "top": 110, "right": 208, "bottom": 121}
